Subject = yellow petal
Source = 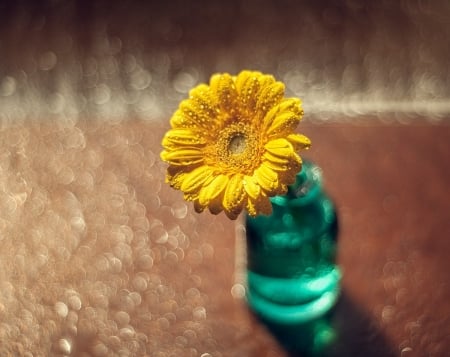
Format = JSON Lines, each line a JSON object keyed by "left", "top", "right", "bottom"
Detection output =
{"left": 188, "top": 83, "right": 214, "bottom": 107}
{"left": 255, "top": 81, "right": 285, "bottom": 118}
{"left": 184, "top": 192, "right": 199, "bottom": 202}
{"left": 246, "top": 198, "right": 258, "bottom": 217}
{"left": 209, "top": 73, "right": 238, "bottom": 113}
{"left": 280, "top": 169, "right": 299, "bottom": 186}
{"left": 189, "top": 84, "right": 220, "bottom": 120}
{"left": 277, "top": 153, "right": 302, "bottom": 183}
{"left": 166, "top": 170, "right": 187, "bottom": 189}
{"left": 254, "top": 163, "right": 279, "bottom": 192}
{"left": 169, "top": 109, "right": 191, "bottom": 128}
{"left": 198, "top": 174, "right": 229, "bottom": 206}
{"left": 160, "top": 148, "right": 204, "bottom": 166}
{"left": 177, "top": 100, "right": 205, "bottom": 128}
{"left": 264, "top": 138, "right": 295, "bottom": 159}
{"left": 263, "top": 151, "right": 290, "bottom": 165}
{"left": 178, "top": 97, "right": 218, "bottom": 131}
{"left": 235, "top": 70, "right": 258, "bottom": 91}
{"left": 261, "top": 157, "right": 289, "bottom": 172}
{"left": 180, "top": 166, "right": 214, "bottom": 194}
{"left": 257, "top": 194, "right": 272, "bottom": 215}
{"left": 291, "top": 151, "right": 302, "bottom": 166}
{"left": 263, "top": 98, "right": 303, "bottom": 132}
{"left": 266, "top": 111, "right": 302, "bottom": 137}
{"left": 263, "top": 139, "right": 300, "bottom": 173}
{"left": 208, "top": 196, "right": 224, "bottom": 215}
{"left": 256, "top": 73, "right": 276, "bottom": 89}
{"left": 223, "top": 174, "right": 246, "bottom": 219}
{"left": 243, "top": 175, "right": 261, "bottom": 200}
{"left": 246, "top": 193, "right": 272, "bottom": 217}
{"left": 287, "top": 133, "right": 311, "bottom": 150}
{"left": 194, "top": 200, "right": 206, "bottom": 213}
{"left": 235, "top": 71, "right": 262, "bottom": 113}
{"left": 162, "top": 128, "right": 206, "bottom": 148}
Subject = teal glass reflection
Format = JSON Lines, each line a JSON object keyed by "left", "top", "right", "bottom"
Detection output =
{"left": 245, "top": 160, "right": 341, "bottom": 327}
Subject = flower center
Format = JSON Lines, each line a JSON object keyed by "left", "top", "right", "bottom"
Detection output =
{"left": 207, "top": 121, "right": 262, "bottom": 175}
{"left": 228, "top": 134, "right": 247, "bottom": 154}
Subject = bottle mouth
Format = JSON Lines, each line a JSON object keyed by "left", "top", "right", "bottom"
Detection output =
{"left": 271, "top": 159, "right": 323, "bottom": 206}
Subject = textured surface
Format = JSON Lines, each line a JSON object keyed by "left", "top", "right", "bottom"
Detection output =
{"left": 1, "top": 1, "right": 450, "bottom": 356}
{"left": 0, "top": 120, "right": 449, "bottom": 356}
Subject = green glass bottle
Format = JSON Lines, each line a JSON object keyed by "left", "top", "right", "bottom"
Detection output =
{"left": 245, "top": 160, "right": 341, "bottom": 328}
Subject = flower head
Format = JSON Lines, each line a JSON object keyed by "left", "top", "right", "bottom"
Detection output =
{"left": 161, "top": 70, "right": 311, "bottom": 219}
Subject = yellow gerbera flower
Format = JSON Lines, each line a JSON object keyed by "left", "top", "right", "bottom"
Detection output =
{"left": 161, "top": 70, "right": 311, "bottom": 220}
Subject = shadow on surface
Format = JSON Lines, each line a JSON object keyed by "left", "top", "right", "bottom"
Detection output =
{"left": 256, "top": 290, "right": 396, "bottom": 357}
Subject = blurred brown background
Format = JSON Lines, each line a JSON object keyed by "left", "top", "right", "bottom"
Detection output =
{"left": 0, "top": 1, "right": 449, "bottom": 356}
{"left": 1, "top": 0, "right": 450, "bottom": 122}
